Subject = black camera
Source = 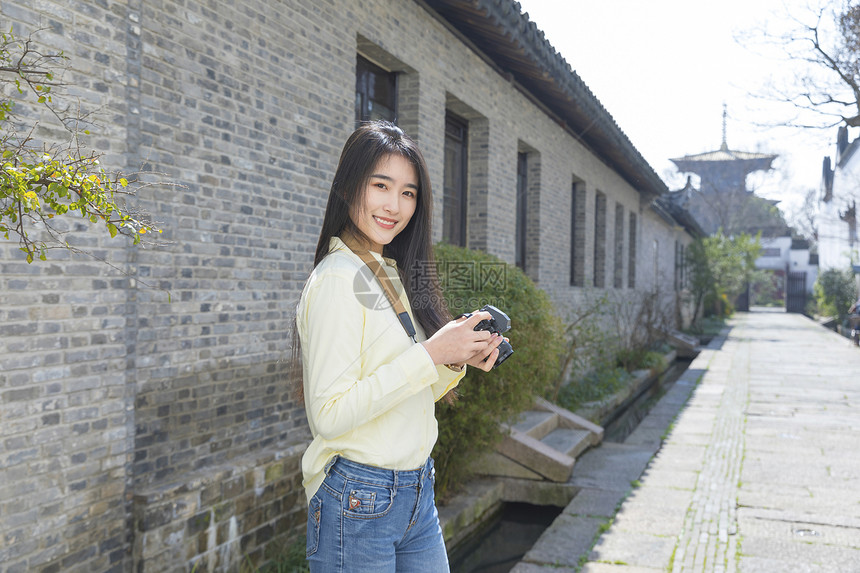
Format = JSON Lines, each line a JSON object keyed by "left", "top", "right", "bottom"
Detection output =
{"left": 460, "top": 304, "right": 514, "bottom": 369}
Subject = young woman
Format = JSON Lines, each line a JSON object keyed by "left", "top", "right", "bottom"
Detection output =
{"left": 295, "top": 121, "right": 504, "bottom": 571}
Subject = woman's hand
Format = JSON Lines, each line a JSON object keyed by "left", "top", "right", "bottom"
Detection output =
{"left": 463, "top": 333, "right": 506, "bottom": 372}
{"left": 421, "top": 311, "right": 504, "bottom": 371}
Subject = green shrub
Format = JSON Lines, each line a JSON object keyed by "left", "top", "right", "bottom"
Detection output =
{"left": 639, "top": 350, "right": 668, "bottom": 374}
{"left": 814, "top": 267, "right": 856, "bottom": 321}
{"left": 615, "top": 347, "right": 648, "bottom": 372}
{"left": 556, "top": 366, "right": 632, "bottom": 413}
{"left": 431, "top": 243, "right": 564, "bottom": 500}
{"left": 683, "top": 315, "right": 725, "bottom": 337}
{"left": 615, "top": 345, "right": 669, "bottom": 374}
{"left": 551, "top": 291, "right": 611, "bottom": 401}
{"left": 804, "top": 296, "right": 818, "bottom": 317}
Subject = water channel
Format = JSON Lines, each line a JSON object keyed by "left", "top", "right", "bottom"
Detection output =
{"left": 447, "top": 358, "right": 692, "bottom": 572}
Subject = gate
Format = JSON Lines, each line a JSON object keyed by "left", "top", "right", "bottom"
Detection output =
{"left": 735, "top": 282, "right": 750, "bottom": 312}
{"left": 786, "top": 272, "right": 807, "bottom": 313}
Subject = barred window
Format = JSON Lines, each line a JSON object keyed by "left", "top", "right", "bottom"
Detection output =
{"left": 355, "top": 55, "right": 397, "bottom": 124}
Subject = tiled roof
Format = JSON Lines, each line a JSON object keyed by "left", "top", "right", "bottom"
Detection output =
{"left": 422, "top": 0, "right": 667, "bottom": 198}
{"left": 655, "top": 194, "right": 706, "bottom": 238}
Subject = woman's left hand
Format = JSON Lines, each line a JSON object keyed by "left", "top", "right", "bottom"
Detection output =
{"left": 462, "top": 333, "right": 507, "bottom": 372}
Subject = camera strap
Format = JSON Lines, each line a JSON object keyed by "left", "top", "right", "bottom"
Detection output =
{"left": 341, "top": 235, "right": 417, "bottom": 343}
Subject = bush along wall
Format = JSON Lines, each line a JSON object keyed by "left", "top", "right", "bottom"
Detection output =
{"left": 430, "top": 244, "right": 564, "bottom": 500}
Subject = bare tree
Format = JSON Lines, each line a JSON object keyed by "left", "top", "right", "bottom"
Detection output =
{"left": 743, "top": 1, "right": 860, "bottom": 130}
{"left": 787, "top": 187, "right": 820, "bottom": 243}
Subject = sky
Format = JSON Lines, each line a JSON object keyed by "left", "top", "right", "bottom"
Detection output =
{"left": 515, "top": 0, "right": 846, "bottom": 223}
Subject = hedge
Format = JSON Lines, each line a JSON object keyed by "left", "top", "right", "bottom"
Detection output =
{"left": 430, "top": 243, "right": 564, "bottom": 500}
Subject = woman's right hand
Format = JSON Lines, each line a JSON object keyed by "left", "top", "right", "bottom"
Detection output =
{"left": 421, "top": 311, "right": 501, "bottom": 368}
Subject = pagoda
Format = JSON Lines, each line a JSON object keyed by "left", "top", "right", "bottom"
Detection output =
{"left": 670, "top": 106, "right": 776, "bottom": 195}
{"left": 666, "top": 106, "right": 780, "bottom": 235}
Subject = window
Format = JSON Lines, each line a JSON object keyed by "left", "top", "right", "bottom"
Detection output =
{"left": 516, "top": 152, "right": 528, "bottom": 270}
{"left": 614, "top": 203, "right": 624, "bottom": 288}
{"left": 628, "top": 213, "right": 637, "bottom": 288}
{"left": 593, "top": 191, "right": 607, "bottom": 287}
{"left": 680, "top": 243, "right": 686, "bottom": 289}
{"left": 674, "top": 241, "right": 688, "bottom": 291}
{"left": 653, "top": 239, "right": 659, "bottom": 290}
{"left": 355, "top": 55, "right": 397, "bottom": 124}
{"left": 570, "top": 179, "right": 586, "bottom": 286}
{"left": 443, "top": 112, "right": 468, "bottom": 246}
{"left": 761, "top": 247, "right": 781, "bottom": 257}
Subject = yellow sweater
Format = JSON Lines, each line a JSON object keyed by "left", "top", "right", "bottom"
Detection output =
{"left": 297, "top": 237, "right": 466, "bottom": 501}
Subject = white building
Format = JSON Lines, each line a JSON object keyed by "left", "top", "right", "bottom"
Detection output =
{"left": 755, "top": 236, "right": 818, "bottom": 308}
{"left": 820, "top": 127, "right": 860, "bottom": 272}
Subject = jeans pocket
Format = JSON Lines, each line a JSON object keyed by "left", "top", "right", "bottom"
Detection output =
{"left": 306, "top": 495, "right": 322, "bottom": 557}
{"left": 344, "top": 483, "right": 394, "bottom": 519}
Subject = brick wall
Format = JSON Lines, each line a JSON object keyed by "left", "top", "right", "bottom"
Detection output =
{"left": 0, "top": 1, "right": 696, "bottom": 571}
{"left": 0, "top": 1, "right": 137, "bottom": 572}
{"left": 131, "top": 444, "right": 304, "bottom": 573}
{"left": 639, "top": 208, "right": 697, "bottom": 328}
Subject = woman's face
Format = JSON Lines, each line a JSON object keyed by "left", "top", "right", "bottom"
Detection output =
{"left": 351, "top": 153, "right": 418, "bottom": 253}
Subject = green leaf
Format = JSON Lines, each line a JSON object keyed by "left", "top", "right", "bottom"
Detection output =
{"left": 38, "top": 96, "right": 46, "bottom": 104}
{"left": 25, "top": 252, "right": 33, "bottom": 263}
{"left": 119, "top": 178, "right": 128, "bottom": 188}
{"left": 107, "top": 223, "right": 118, "bottom": 238}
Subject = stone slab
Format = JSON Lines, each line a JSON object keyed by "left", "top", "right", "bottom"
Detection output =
{"left": 521, "top": 513, "right": 605, "bottom": 568}
{"left": 620, "top": 426, "right": 663, "bottom": 449}
{"left": 580, "top": 564, "right": 664, "bottom": 573}
{"left": 611, "top": 501, "right": 686, "bottom": 537}
{"left": 737, "top": 507, "right": 860, "bottom": 548}
{"left": 563, "top": 488, "right": 625, "bottom": 519}
{"left": 738, "top": 483, "right": 860, "bottom": 518}
{"left": 637, "top": 467, "right": 699, "bottom": 490}
{"left": 737, "top": 556, "right": 836, "bottom": 573}
{"left": 621, "top": 484, "right": 693, "bottom": 510}
{"left": 588, "top": 530, "right": 676, "bottom": 570}
{"left": 510, "top": 563, "right": 579, "bottom": 573}
{"left": 570, "top": 444, "right": 653, "bottom": 493}
{"left": 498, "top": 427, "right": 574, "bottom": 483}
{"left": 500, "top": 477, "right": 578, "bottom": 507}
{"left": 740, "top": 535, "right": 860, "bottom": 571}
{"left": 475, "top": 451, "right": 545, "bottom": 481}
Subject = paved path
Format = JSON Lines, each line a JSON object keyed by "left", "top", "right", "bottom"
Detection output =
{"left": 513, "top": 310, "right": 860, "bottom": 573}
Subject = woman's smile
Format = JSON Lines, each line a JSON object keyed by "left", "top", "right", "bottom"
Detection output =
{"left": 373, "top": 215, "right": 398, "bottom": 229}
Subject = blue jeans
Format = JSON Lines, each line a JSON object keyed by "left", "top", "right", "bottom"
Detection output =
{"left": 306, "top": 456, "right": 449, "bottom": 572}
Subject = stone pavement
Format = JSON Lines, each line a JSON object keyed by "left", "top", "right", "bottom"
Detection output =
{"left": 512, "top": 309, "right": 860, "bottom": 573}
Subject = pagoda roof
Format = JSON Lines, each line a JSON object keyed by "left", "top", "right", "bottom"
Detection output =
{"left": 671, "top": 143, "right": 776, "bottom": 167}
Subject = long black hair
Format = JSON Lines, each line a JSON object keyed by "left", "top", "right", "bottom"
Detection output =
{"left": 291, "top": 121, "right": 451, "bottom": 399}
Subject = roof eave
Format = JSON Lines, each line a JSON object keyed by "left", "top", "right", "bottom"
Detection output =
{"left": 420, "top": 0, "right": 667, "bottom": 199}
